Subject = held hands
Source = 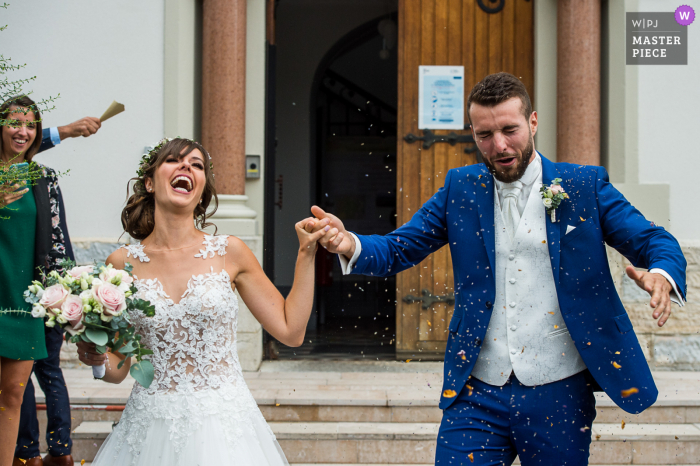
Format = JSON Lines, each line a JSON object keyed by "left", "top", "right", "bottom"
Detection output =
{"left": 307, "top": 206, "right": 355, "bottom": 258}
{"left": 625, "top": 266, "right": 673, "bottom": 327}
{"left": 0, "top": 181, "right": 28, "bottom": 208}
{"left": 295, "top": 216, "right": 331, "bottom": 255}
{"left": 76, "top": 339, "right": 107, "bottom": 367}
{"left": 58, "top": 117, "right": 101, "bottom": 140}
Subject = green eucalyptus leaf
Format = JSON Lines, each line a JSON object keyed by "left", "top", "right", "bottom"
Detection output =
{"left": 130, "top": 360, "right": 155, "bottom": 388}
{"left": 95, "top": 345, "right": 108, "bottom": 354}
{"left": 117, "top": 358, "right": 126, "bottom": 370}
{"left": 85, "top": 328, "right": 109, "bottom": 346}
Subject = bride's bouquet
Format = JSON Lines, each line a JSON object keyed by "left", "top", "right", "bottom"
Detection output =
{"left": 24, "top": 261, "right": 156, "bottom": 388}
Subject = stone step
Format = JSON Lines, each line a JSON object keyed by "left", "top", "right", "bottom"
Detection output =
{"left": 71, "top": 420, "right": 700, "bottom": 464}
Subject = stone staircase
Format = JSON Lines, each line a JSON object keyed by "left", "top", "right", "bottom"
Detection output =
{"left": 34, "top": 365, "right": 700, "bottom": 465}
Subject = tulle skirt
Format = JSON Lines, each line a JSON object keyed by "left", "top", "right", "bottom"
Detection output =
{"left": 92, "top": 385, "right": 289, "bottom": 466}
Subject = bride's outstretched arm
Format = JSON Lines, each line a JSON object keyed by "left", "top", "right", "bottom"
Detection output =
{"left": 232, "top": 217, "right": 328, "bottom": 347}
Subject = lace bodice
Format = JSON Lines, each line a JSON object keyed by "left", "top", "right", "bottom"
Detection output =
{"left": 121, "top": 235, "right": 243, "bottom": 396}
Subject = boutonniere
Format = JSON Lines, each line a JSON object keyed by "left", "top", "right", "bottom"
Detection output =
{"left": 539, "top": 178, "right": 569, "bottom": 223}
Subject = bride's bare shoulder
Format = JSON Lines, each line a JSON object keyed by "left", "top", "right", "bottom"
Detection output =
{"left": 224, "top": 236, "right": 259, "bottom": 270}
{"left": 106, "top": 247, "right": 127, "bottom": 269}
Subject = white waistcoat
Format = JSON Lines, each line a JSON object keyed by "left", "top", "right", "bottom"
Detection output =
{"left": 470, "top": 182, "right": 587, "bottom": 386}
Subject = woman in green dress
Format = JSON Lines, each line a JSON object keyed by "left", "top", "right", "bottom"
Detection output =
{"left": 0, "top": 96, "right": 69, "bottom": 466}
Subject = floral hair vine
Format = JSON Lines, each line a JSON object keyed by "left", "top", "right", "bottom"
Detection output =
{"left": 135, "top": 137, "right": 214, "bottom": 193}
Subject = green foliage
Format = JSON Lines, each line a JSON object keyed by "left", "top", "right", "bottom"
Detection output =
{"left": 0, "top": 3, "right": 61, "bottom": 188}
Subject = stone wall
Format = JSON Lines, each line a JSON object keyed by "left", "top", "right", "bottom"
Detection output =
{"left": 608, "top": 242, "right": 699, "bottom": 371}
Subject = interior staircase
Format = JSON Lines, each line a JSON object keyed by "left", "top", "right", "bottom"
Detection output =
{"left": 34, "top": 366, "right": 700, "bottom": 465}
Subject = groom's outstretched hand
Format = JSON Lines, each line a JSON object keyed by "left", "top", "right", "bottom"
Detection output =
{"left": 625, "top": 265, "right": 673, "bottom": 327}
{"left": 307, "top": 206, "right": 355, "bottom": 259}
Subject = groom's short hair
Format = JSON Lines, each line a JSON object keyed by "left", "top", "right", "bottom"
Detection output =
{"left": 467, "top": 72, "right": 532, "bottom": 124}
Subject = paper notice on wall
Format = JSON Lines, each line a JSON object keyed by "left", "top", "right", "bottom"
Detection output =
{"left": 100, "top": 101, "right": 125, "bottom": 122}
{"left": 418, "top": 66, "right": 464, "bottom": 130}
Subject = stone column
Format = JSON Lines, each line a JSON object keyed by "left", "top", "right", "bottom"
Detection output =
{"left": 557, "top": 0, "right": 601, "bottom": 165}
{"left": 201, "top": 0, "right": 263, "bottom": 371}
{"left": 202, "top": 0, "right": 247, "bottom": 193}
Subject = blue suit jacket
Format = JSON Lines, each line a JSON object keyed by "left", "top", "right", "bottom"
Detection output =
{"left": 351, "top": 154, "right": 687, "bottom": 414}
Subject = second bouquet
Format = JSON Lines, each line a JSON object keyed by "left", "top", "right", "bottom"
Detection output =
{"left": 24, "top": 261, "right": 157, "bottom": 388}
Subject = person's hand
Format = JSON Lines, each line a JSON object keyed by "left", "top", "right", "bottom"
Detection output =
{"left": 295, "top": 216, "right": 330, "bottom": 256}
{"left": 625, "top": 265, "right": 673, "bottom": 327}
{"left": 307, "top": 206, "right": 355, "bottom": 258}
{"left": 0, "top": 181, "right": 28, "bottom": 208}
{"left": 58, "top": 117, "right": 101, "bottom": 140}
{"left": 76, "top": 340, "right": 107, "bottom": 367}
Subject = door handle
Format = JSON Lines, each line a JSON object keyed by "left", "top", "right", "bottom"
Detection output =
{"left": 403, "top": 289, "right": 455, "bottom": 309}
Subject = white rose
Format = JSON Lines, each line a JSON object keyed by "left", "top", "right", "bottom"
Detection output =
{"left": 56, "top": 314, "right": 68, "bottom": 325}
{"left": 31, "top": 304, "right": 47, "bottom": 319}
{"left": 543, "top": 198, "right": 553, "bottom": 208}
{"left": 45, "top": 318, "right": 56, "bottom": 328}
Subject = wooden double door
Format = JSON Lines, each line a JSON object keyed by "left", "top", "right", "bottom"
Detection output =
{"left": 394, "top": 0, "right": 533, "bottom": 358}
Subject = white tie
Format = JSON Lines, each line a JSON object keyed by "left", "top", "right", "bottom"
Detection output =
{"left": 501, "top": 181, "right": 523, "bottom": 241}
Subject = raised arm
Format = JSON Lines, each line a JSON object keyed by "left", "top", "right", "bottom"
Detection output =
{"left": 232, "top": 220, "right": 327, "bottom": 347}
{"left": 309, "top": 169, "right": 455, "bottom": 277}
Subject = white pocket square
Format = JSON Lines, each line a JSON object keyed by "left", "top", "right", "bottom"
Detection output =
{"left": 565, "top": 225, "right": 576, "bottom": 235}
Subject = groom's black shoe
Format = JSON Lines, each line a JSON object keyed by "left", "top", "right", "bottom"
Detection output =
{"left": 42, "top": 454, "right": 73, "bottom": 466}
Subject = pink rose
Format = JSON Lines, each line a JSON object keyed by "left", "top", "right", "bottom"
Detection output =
{"left": 61, "top": 295, "right": 85, "bottom": 335}
{"left": 93, "top": 282, "right": 126, "bottom": 316}
{"left": 550, "top": 185, "right": 564, "bottom": 195}
{"left": 39, "top": 284, "right": 69, "bottom": 310}
{"left": 68, "top": 266, "right": 94, "bottom": 279}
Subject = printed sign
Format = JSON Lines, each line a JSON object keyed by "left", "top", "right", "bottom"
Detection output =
{"left": 626, "top": 12, "right": 688, "bottom": 65}
{"left": 418, "top": 66, "right": 464, "bottom": 130}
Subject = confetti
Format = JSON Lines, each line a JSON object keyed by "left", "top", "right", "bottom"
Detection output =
{"left": 612, "top": 362, "right": 622, "bottom": 369}
{"left": 595, "top": 434, "right": 601, "bottom": 440}
{"left": 621, "top": 387, "right": 639, "bottom": 398}
{"left": 541, "top": 240, "right": 546, "bottom": 243}
{"left": 621, "top": 420, "right": 626, "bottom": 429}
{"left": 468, "top": 452, "right": 474, "bottom": 462}
{"left": 19, "top": 382, "right": 24, "bottom": 387}
{"left": 405, "top": 359, "right": 412, "bottom": 363}
{"left": 548, "top": 312, "right": 555, "bottom": 315}
{"left": 457, "top": 350, "right": 466, "bottom": 360}
{"left": 580, "top": 426, "right": 590, "bottom": 432}
{"left": 554, "top": 325, "right": 559, "bottom": 329}
{"left": 579, "top": 216, "right": 585, "bottom": 222}
{"left": 466, "top": 384, "right": 473, "bottom": 396}
{"left": 481, "top": 183, "right": 486, "bottom": 188}
{"left": 675, "top": 436, "right": 679, "bottom": 440}
{"left": 81, "top": 461, "right": 86, "bottom": 466}
{"left": 18, "top": 460, "right": 26, "bottom": 465}
{"left": 443, "top": 389, "right": 458, "bottom": 398}
{"left": 275, "top": 403, "right": 280, "bottom": 407}
{"left": 615, "top": 351, "right": 620, "bottom": 354}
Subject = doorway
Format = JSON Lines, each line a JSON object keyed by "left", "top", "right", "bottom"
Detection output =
{"left": 270, "top": 4, "right": 399, "bottom": 360}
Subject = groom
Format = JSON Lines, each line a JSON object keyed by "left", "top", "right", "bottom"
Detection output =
{"left": 306, "top": 72, "right": 687, "bottom": 464}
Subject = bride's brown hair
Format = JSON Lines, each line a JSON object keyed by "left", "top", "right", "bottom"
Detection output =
{"left": 121, "top": 138, "right": 218, "bottom": 240}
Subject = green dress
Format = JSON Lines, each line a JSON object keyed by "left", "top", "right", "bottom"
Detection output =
{"left": 0, "top": 187, "right": 48, "bottom": 360}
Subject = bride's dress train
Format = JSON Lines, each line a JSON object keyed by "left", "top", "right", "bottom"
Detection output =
{"left": 92, "top": 235, "right": 288, "bottom": 466}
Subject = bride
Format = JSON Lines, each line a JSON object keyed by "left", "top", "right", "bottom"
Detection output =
{"left": 76, "top": 138, "right": 340, "bottom": 465}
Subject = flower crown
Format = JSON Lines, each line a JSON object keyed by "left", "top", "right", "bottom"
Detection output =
{"left": 136, "top": 137, "right": 214, "bottom": 180}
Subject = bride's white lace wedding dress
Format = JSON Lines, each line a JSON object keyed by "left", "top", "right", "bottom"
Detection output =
{"left": 92, "top": 235, "right": 288, "bottom": 466}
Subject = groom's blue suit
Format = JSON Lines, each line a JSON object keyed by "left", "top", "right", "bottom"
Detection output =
{"left": 351, "top": 154, "right": 686, "bottom": 419}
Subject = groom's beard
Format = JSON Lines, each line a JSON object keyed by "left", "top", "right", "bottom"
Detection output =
{"left": 482, "top": 136, "right": 534, "bottom": 183}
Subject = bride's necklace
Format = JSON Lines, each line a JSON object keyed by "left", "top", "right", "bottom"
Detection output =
{"left": 143, "top": 239, "right": 202, "bottom": 253}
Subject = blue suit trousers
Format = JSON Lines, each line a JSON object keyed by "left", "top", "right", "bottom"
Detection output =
{"left": 436, "top": 371, "right": 597, "bottom": 465}
{"left": 16, "top": 326, "right": 72, "bottom": 458}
